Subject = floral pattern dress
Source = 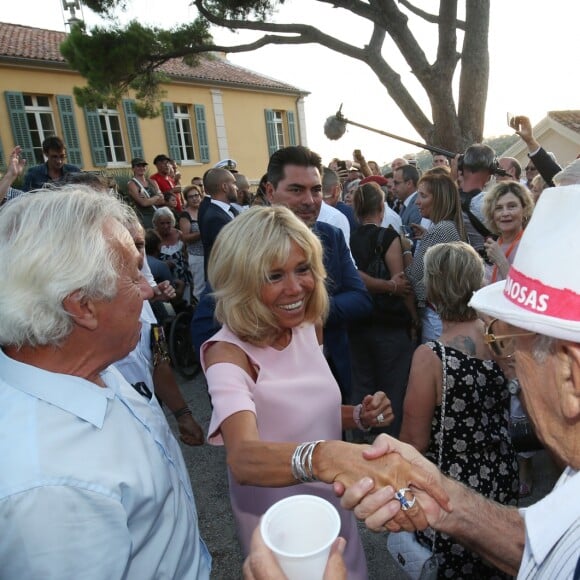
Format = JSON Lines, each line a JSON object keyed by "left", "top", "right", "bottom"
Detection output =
{"left": 417, "top": 341, "right": 519, "bottom": 579}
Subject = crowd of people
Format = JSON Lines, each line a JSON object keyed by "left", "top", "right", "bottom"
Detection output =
{"left": 1, "top": 113, "right": 580, "bottom": 579}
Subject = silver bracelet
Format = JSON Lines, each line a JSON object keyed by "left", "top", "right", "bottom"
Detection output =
{"left": 353, "top": 404, "right": 371, "bottom": 432}
{"left": 291, "top": 440, "right": 324, "bottom": 482}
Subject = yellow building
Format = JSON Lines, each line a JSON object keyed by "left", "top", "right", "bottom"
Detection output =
{"left": 0, "top": 22, "right": 309, "bottom": 182}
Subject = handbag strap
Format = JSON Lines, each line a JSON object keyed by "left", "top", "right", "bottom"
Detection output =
{"left": 436, "top": 342, "right": 447, "bottom": 470}
{"left": 428, "top": 341, "right": 448, "bottom": 555}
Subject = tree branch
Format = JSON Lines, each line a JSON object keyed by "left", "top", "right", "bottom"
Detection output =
{"left": 195, "top": 0, "right": 366, "bottom": 60}
{"left": 316, "top": 0, "right": 380, "bottom": 23}
{"left": 397, "top": 0, "right": 465, "bottom": 30}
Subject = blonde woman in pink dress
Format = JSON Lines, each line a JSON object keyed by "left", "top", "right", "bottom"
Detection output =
{"left": 201, "top": 206, "right": 399, "bottom": 579}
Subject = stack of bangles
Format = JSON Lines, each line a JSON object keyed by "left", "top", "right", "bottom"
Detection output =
{"left": 291, "top": 440, "right": 325, "bottom": 482}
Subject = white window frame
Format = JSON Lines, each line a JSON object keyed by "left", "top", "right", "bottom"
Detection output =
{"left": 97, "top": 105, "right": 127, "bottom": 166}
{"left": 23, "top": 95, "right": 56, "bottom": 164}
{"left": 173, "top": 104, "right": 196, "bottom": 162}
{"left": 273, "top": 111, "right": 285, "bottom": 149}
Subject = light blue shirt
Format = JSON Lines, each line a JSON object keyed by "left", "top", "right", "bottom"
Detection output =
{"left": 0, "top": 349, "right": 211, "bottom": 579}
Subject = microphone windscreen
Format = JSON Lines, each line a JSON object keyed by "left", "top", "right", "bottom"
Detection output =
{"left": 324, "top": 115, "right": 347, "bottom": 140}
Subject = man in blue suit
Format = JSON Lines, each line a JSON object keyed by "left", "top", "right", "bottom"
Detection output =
{"left": 198, "top": 168, "right": 239, "bottom": 278}
{"left": 192, "top": 146, "right": 372, "bottom": 400}
{"left": 393, "top": 164, "right": 421, "bottom": 228}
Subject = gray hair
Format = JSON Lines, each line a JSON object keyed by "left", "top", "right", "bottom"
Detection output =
{"left": 152, "top": 206, "right": 176, "bottom": 226}
{"left": 531, "top": 334, "right": 555, "bottom": 363}
{"left": 553, "top": 158, "right": 580, "bottom": 186}
{"left": 0, "top": 186, "right": 132, "bottom": 347}
{"left": 462, "top": 144, "right": 496, "bottom": 173}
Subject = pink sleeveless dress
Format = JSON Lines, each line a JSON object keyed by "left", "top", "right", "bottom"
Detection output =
{"left": 201, "top": 323, "right": 368, "bottom": 579}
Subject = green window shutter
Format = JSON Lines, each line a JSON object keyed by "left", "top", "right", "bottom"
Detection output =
{"left": 56, "top": 95, "right": 83, "bottom": 168}
{"left": 161, "top": 102, "right": 181, "bottom": 161}
{"left": 0, "top": 136, "right": 5, "bottom": 169}
{"left": 83, "top": 107, "right": 107, "bottom": 167}
{"left": 4, "top": 91, "right": 34, "bottom": 165}
{"left": 194, "top": 104, "right": 210, "bottom": 163}
{"left": 123, "top": 98, "right": 144, "bottom": 160}
{"left": 265, "top": 109, "right": 277, "bottom": 156}
{"left": 287, "top": 111, "right": 297, "bottom": 146}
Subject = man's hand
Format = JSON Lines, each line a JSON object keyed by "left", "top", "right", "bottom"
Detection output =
{"left": 391, "top": 271, "right": 412, "bottom": 296}
{"left": 511, "top": 115, "right": 540, "bottom": 151}
{"left": 243, "top": 524, "right": 347, "bottom": 579}
{"left": 152, "top": 280, "right": 176, "bottom": 302}
{"left": 7, "top": 146, "right": 27, "bottom": 182}
{"left": 335, "top": 435, "right": 452, "bottom": 532}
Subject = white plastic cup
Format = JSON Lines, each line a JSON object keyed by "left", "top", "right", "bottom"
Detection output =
{"left": 260, "top": 495, "right": 341, "bottom": 580}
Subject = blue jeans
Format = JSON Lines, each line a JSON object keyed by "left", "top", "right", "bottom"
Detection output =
{"left": 421, "top": 306, "right": 442, "bottom": 343}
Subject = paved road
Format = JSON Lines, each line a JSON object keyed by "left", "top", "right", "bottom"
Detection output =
{"left": 170, "top": 371, "right": 560, "bottom": 579}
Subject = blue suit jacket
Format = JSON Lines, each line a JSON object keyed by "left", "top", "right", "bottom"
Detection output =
{"left": 191, "top": 221, "right": 372, "bottom": 398}
{"left": 399, "top": 192, "right": 421, "bottom": 227}
{"left": 198, "top": 197, "right": 233, "bottom": 277}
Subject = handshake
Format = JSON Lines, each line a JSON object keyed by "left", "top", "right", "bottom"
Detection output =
{"left": 245, "top": 435, "right": 454, "bottom": 579}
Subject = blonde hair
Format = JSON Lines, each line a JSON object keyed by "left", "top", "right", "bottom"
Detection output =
{"left": 208, "top": 206, "right": 329, "bottom": 346}
{"left": 482, "top": 181, "right": 534, "bottom": 235}
{"left": 424, "top": 241, "right": 484, "bottom": 322}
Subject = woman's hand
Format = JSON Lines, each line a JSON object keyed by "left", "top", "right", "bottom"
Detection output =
{"left": 483, "top": 237, "right": 502, "bottom": 264}
{"left": 359, "top": 392, "right": 394, "bottom": 428}
{"left": 484, "top": 237, "right": 510, "bottom": 277}
{"left": 410, "top": 223, "right": 426, "bottom": 240}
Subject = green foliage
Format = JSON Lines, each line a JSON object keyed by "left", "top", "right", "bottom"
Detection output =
{"left": 60, "top": 19, "right": 212, "bottom": 117}
{"left": 204, "top": 0, "right": 280, "bottom": 20}
{"left": 483, "top": 134, "right": 518, "bottom": 156}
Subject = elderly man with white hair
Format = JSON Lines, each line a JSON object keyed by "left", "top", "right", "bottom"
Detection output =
{"left": 0, "top": 187, "right": 211, "bottom": 578}
{"left": 340, "top": 184, "right": 580, "bottom": 578}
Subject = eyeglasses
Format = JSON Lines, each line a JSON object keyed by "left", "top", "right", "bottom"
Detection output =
{"left": 484, "top": 318, "right": 535, "bottom": 358}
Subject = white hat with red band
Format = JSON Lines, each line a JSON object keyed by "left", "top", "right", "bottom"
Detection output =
{"left": 470, "top": 185, "right": 580, "bottom": 342}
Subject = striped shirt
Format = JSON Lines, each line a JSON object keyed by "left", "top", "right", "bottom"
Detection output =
{"left": 518, "top": 467, "right": 580, "bottom": 578}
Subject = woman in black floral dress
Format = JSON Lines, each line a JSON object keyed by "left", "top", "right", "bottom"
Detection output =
{"left": 400, "top": 242, "right": 518, "bottom": 579}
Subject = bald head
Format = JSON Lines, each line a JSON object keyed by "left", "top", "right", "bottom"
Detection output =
{"left": 203, "top": 168, "right": 237, "bottom": 203}
{"left": 391, "top": 157, "right": 408, "bottom": 171}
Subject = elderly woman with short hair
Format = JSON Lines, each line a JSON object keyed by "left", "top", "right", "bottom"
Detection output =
{"left": 201, "top": 206, "right": 403, "bottom": 580}
{"left": 153, "top": 207, "right": 193, "bottom": 304}
{"left": 400, "top": 241, "right": 518, "bottom": 579}
{"left": 482, "top": 181, "right": 534, "bottom": 284}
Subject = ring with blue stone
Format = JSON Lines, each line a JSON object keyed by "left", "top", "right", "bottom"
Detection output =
{"left": 395, "top": 487, "right": 416, "bottom": 511}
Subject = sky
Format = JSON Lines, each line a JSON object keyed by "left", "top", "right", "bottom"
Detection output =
{"left": 3, "top": 0, "right": 578, "bottom": 165}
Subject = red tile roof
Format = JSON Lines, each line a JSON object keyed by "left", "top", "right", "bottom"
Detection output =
{"left": 0, "top": 21, "right": 305, "bottom": 94}
{"left": 548, "top": 111, "right": 580, "bottom": 135}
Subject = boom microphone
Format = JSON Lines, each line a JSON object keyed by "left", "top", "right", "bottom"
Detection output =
{"left": 323, "top": 105, "right": 457, "bottom": 158}
{"left": 324, "top": 105, "right": 347, "bottom": 140}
